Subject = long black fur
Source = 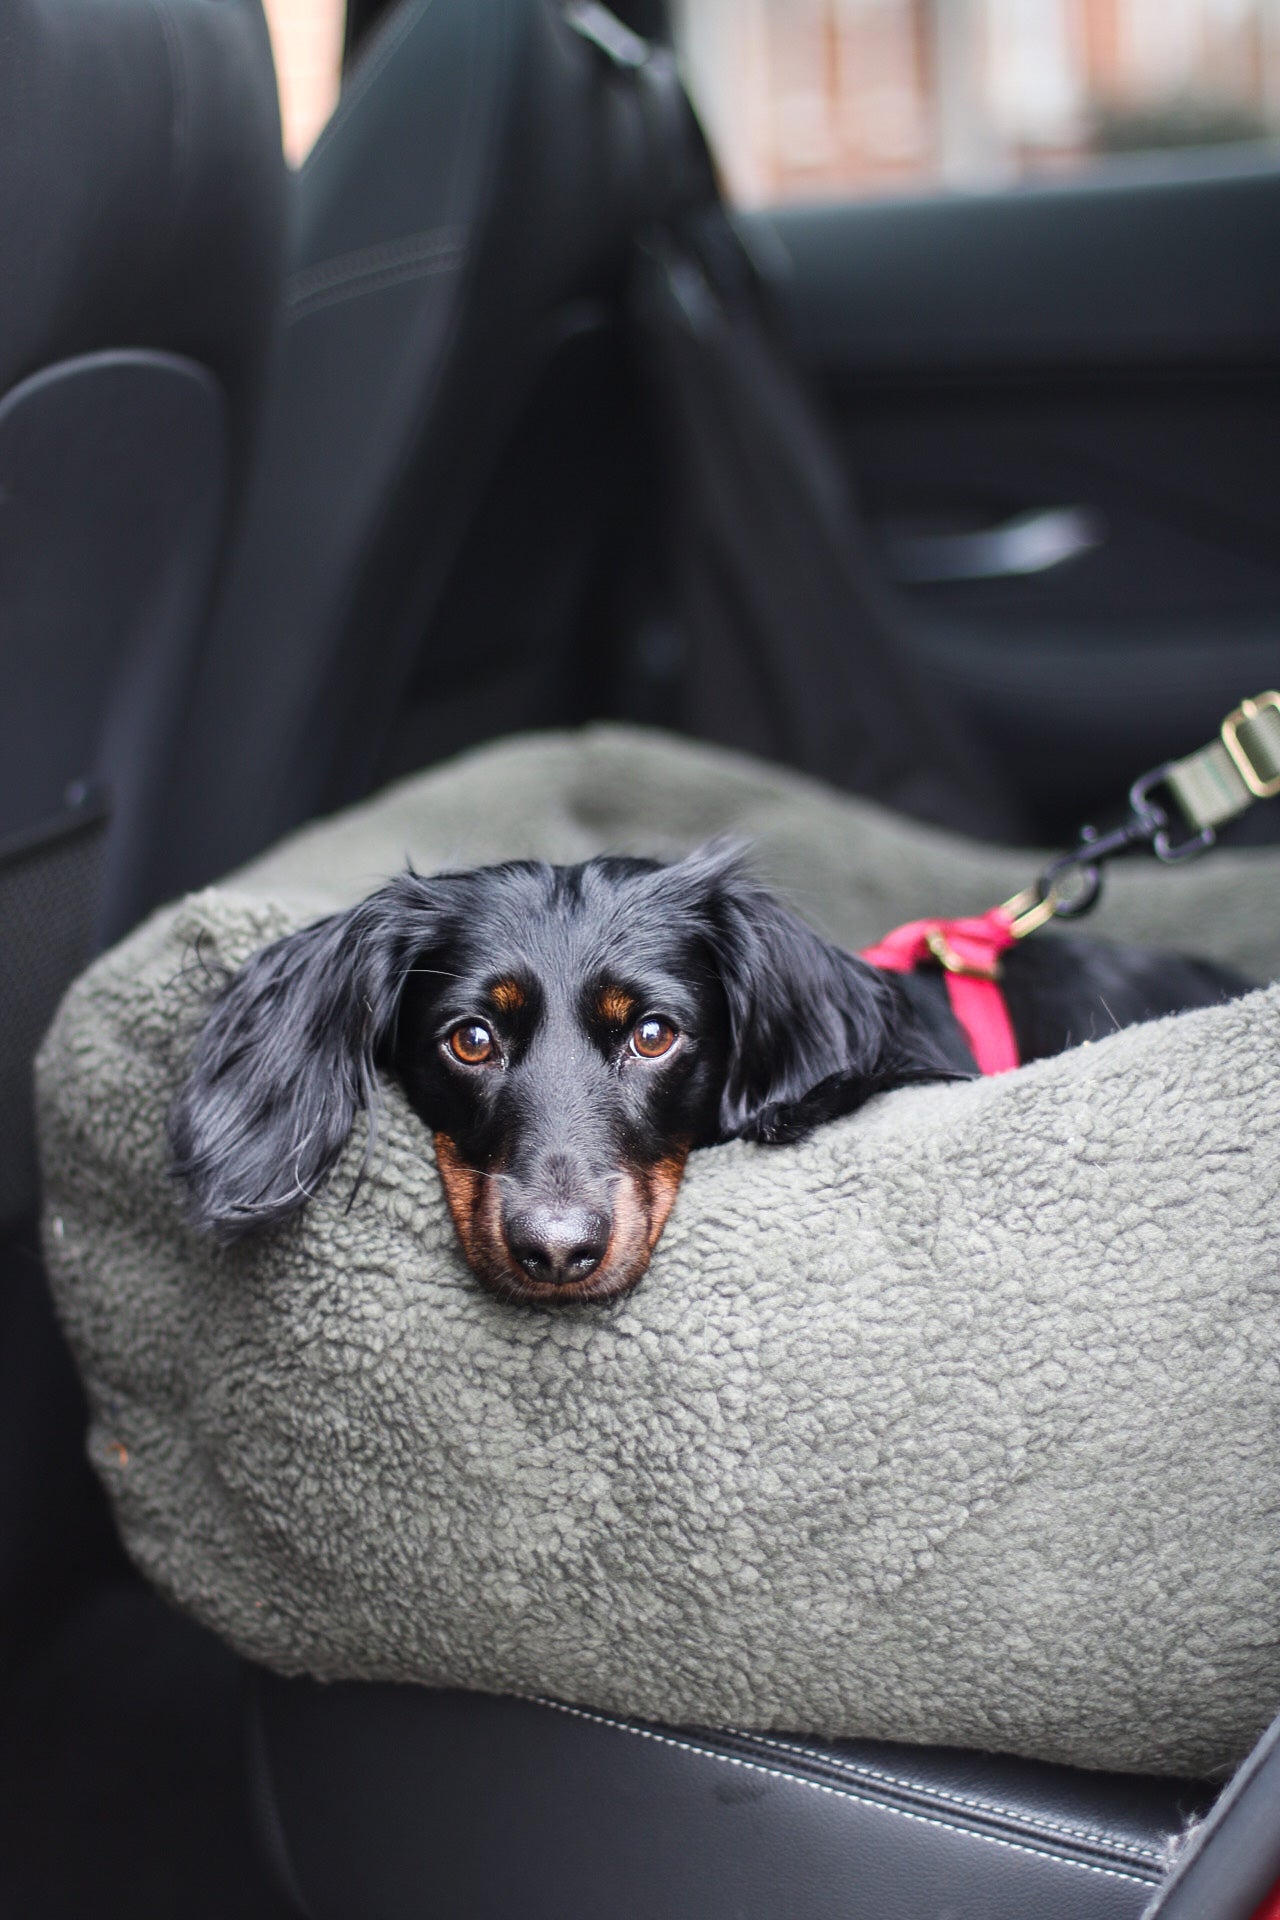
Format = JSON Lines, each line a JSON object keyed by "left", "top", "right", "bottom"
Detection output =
{"left": 170, "top": 873, "right": 454, "bottom": 1236}
{"left": 170, "top": 846, "right": 1251, "bottom": 1241}
{"left": 669, "top": 851, "right": 964, "bottom": 1143}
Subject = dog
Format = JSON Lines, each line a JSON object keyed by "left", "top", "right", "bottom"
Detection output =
{"left": 170, "top": 844, "right": 1250, "bottom": 1305}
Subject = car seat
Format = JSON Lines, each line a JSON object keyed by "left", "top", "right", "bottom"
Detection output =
{"left": 139, "top": 6, "right": 1268, "bottom": 1913}
{"left": 6, "top": 2, "right": 1276, "bottom": 1914}
{"left": 0, "top": 6, "right": 288, "bottom": 1908}
{"left": 147, "top": 0, "right": 1022, "bottom": 911}
{"left": 147, "top": 0, "right": 660, "bottom": 903}
{"left": 248, "top": 1678, "right": 1225, "bottom": 1920}
{"left": 0, "top": 0, "right": 284, "bottom": 1222}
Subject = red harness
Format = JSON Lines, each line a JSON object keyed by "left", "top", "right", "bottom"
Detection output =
{"left": 861, "top": 906, "right": 1020, "bottom": 1076}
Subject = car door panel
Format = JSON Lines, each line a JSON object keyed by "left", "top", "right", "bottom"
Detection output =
{"left": 742, "top": 153, "right": 1280, "bottom": 834}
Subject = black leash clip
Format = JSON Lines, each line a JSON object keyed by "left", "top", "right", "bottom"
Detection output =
{"left": 1004, "top": 691, "right": 1279, "bottom": 937}
{"left": 1006, "top": 765, "right": 1213, "bottom": 936}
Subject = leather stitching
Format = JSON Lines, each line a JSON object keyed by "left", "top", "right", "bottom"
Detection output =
{"left": 526, "top": 1697, "right": 1159, "bottom": 1889}
{"left": 285, "top": 230, "right": 466, "bottom": 321}
{"left": 285, "top": 253, "right": 463, "bottom": 322}
{"left": 735, "top": 1728, "right": 1166, "bottom": 1863}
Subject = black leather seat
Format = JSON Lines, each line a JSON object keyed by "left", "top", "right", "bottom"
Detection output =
{"left": 4, "top": 3, "right": 1261, "bottom": 1912}
{"left": 149, "top": 0, "right": 1014, "bottom": 911}
{"left": 101, "top": 3, "right": 1238, "bottom": 1911}
{"left": 0, "top": 3, "right": 286, "bottom": 1891}
{"left": 0, "top": 0, "right": 284, "bottom": 938}
{"left": 150, "top": 0, "right": 662, "bottom": 904}
{"left": 0, "top": 0, "right": 284, "bottom": 1223}
{"left": 248, "top": 1678, "right": 1216, "bottom": 1920}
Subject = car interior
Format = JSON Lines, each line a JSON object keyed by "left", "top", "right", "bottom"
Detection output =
{"left": 2, "top": 0, "right": 1278, "bottom": 1913}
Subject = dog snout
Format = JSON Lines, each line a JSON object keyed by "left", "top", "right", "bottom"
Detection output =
{"left": 504, "top": 1203, "right": 612, "bottom": 1287}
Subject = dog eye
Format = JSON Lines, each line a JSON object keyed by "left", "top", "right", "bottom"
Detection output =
{"left": 448, "top": 1021, "right": 496, "bottom": 1065}
{"left": 630, "top": 1017, "right": 678, "bottom": 1059}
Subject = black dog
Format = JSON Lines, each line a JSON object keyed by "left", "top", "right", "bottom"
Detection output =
{"left": 171, "top": 845, "right": 1249, "bottom": 1304}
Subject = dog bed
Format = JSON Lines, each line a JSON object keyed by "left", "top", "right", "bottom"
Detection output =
{"left": 36, "top": 725, "right": 1280, "bottom": 1776}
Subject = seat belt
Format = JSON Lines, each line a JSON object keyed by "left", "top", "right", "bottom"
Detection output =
{"left": 564, "top": 1, "right": 1024, "bottom": 842}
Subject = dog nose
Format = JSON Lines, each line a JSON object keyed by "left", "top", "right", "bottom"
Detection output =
{"left": 505, "top": 1205, "right": 611, "bottom": 1285}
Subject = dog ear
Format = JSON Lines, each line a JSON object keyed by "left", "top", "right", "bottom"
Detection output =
{"left": 660, "top": 846, "right": 959, "bottom": 1144}
{"left": 170, "top": 872, "right": 450, "bottom": 1239}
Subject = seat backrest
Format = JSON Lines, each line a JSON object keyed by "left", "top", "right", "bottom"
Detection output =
{"left": 151, "top": 0, "right": 1021, "bottom": 911}
{"left": 0, "top": 0, "right": 285, "bottom": 1221}
{"left": 151, "top": 0, "right": 657, "bottom": 901}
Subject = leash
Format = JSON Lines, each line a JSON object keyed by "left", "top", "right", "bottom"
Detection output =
{"left": 861, "top": 691, "right": 1280, "bottom": 1075}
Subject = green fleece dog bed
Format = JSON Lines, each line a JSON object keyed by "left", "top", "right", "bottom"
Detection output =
{"left": 36, "top": 727, "right": 1280, "bottom": 1776}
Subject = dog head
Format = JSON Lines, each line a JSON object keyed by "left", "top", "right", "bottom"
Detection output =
{"left": 171, "top": 848, "right": 951, "bottom": 1304}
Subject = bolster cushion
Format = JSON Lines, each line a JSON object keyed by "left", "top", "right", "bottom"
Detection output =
{"left": 36, "top": 726, "right": 1280, "bottom": 1777}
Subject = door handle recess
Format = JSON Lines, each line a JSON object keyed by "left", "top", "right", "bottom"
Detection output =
{"left": 886, "top": 506, "right": 1106, "bottom": 585}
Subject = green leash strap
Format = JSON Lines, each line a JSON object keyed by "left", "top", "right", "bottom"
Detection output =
{"left": 1006, "top": 690, "right": 1280, "bottom": 935}
{"left": 1164, "top": 692, "right": 1280, "bottom": 833}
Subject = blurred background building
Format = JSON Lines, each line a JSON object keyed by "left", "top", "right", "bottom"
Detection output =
{"left": 262, "top": 0, "right": 1280, "bottom": 197}
{"left": 676, "top": 0, "right": 1280, "bottom": 201}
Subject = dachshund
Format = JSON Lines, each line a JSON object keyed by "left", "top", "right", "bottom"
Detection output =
{"left": 170, "top": 845, "right": 1251, "bottom": 1305}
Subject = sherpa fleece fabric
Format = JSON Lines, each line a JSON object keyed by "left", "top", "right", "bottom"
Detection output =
{"left": 36, "top": 726, "right": 1280, "bottom": 1777}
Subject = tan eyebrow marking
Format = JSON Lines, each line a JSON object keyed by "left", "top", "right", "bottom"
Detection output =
{"left": 597, "top": 985, "right": 636, "bottom": 1026}
{"left": 489, "top": 978, "right": 525, "bottom": 1014}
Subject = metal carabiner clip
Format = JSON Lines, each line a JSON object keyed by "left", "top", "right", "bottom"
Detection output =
{"left": 1129, "top": 763, "right": 1217, "bottom": 863}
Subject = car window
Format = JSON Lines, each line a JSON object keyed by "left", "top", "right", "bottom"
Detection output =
{"left": 261, "top": 0, "right": 346, "bottom": 164}
{"left": 673, "top": 0, "right": 1280, "bottom": 205}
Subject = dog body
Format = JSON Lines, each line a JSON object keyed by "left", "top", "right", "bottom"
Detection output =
{"left": 171, "top": 848, "right": 1250, "bottom": 1304}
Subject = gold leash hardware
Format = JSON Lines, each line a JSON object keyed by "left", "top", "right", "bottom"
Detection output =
{"left": 1001, "top": 887, "right": 1058, "bottom": 940}
{"left": 1220, "top": 691, "right": 1280, "bottom": 801}
{"left": 1002, "top": 862, "right": 1100, "bottom": 938}
{"left": 1000, "top": 690, "right": 1279, "bottom": 941}
{"left": 923, "top": 926, "right": 1003, "bottom": 978}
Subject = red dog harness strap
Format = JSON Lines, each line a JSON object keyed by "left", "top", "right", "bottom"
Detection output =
{"left": 861, "top": 907, "right": 1019, "bottom": 1076}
